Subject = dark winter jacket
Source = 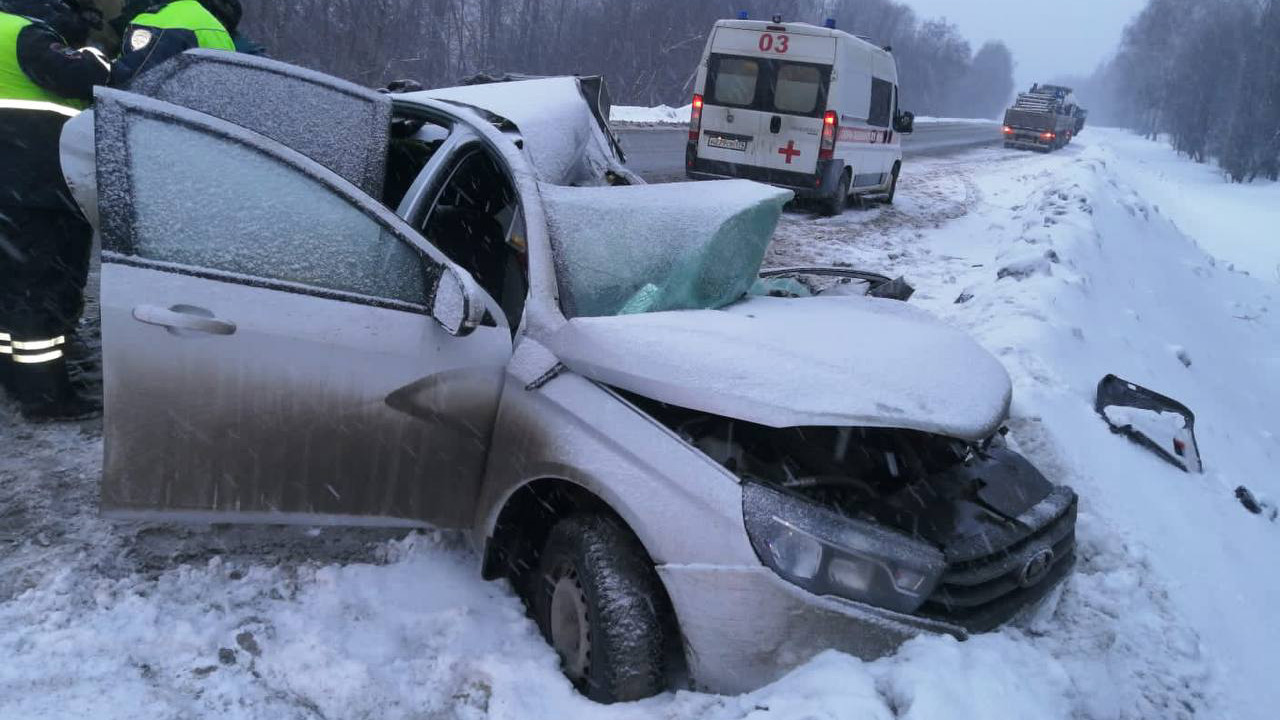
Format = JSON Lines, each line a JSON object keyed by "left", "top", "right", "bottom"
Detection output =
{"left": 110, "top": 0, "right": 235, "bottom": 87}
{"left": 0, "top": 0, "right": 105, "bottom": 46}
{"left": 0, "top": 11, "right": 109, "bottom": 209}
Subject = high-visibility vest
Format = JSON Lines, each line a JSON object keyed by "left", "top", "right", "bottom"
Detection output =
{"left": 0, "top": 13, "right": 85, "bottom": 113}
{"left": 126, "top": 0, "right": 235, "bottom": 53}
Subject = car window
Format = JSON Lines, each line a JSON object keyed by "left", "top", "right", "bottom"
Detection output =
{"left": 418, "top": 145, "right": 527, "bottom": 329}
{"left": 711, "top": 56, "right": 760, "bottom": 106}
{"left": 774, "top": 64, "right": 822, "bottom": 114}
{"left": 869, "top": 77, "right": 894, "bottom": 127}
{"left": 125, "top": 115, "right": 427, "bottom": 307}
{"left": 126, "top": 51, "right": 393, "bottom": 198}
{"left": 383, "top": 111, "right": 451, "bottom": 210}
{"left": 707, "top": 55, "right": 830, "bottom": 118}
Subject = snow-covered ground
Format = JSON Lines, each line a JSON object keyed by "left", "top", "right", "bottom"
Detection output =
{"left": 610, "top": 103, "right": 692, "bottom": 125}
{"left": 1091, "top": 132, "right": 1280, "bottom": 283}
{"left": 3, "top": 129, "right": 1277, "bottom": 719}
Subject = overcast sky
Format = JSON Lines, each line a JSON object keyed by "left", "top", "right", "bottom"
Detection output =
{"left": 901, "top": 0, "right": 1148, "bottom": 89}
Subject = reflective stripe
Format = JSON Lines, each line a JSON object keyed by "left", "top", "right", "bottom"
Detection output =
{"left": 12, "top": 349, "right": 63, "bottom": 364}
{"left": 12, "top": 336, "right": 65, "bottom": 351}
{"left": 0, "top": 332, "right": 10, "bottom": 341}
{"left": 0, "top": 98, "right": 80, "bottom": 117}
{"left": 0, "top": 346, "right": 11, "bottom": 355}
{"left": 81, "top": 46, "right": 110, "bottom": 73}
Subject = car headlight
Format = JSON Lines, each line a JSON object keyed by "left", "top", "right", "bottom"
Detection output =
{"left": 742, "top": 481, "right": 946, "bottom": 614}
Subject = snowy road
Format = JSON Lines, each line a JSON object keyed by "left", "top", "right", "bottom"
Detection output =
{"left": 2, "top": 130, "right": 1278, "bottom": 719}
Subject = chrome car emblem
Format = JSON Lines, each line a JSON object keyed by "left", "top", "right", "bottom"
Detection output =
{"left": 1019, "top": 548, "right": 1055, "bottom": 588}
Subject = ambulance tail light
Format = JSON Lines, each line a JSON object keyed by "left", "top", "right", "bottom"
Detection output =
{"left": 689, "top": 94, "right": 704, "bottom": 143}
{"left": 819, "top": 110, "right": 838, "bottom": 160}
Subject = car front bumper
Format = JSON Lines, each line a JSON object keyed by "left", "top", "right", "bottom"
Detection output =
{"left": 657, "top": 564, "right": 964, "bottom": 695}
{"left": 1004, "top": 131, "right": 1054, "bottom": 151}
{"left": 659, "top": 538, "right": 1075, "bottom": 694}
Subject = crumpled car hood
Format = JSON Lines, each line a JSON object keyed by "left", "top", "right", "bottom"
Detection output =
{"left": 549, "top": 295, "right": 1013, "bottom": 441}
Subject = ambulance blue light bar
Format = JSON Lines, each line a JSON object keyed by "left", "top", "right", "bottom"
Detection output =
{"left": 738, "top": 10, "right": 749, "bottom": 19}
{"left": 824, "top": 17, "right": 837, "bottom": 29}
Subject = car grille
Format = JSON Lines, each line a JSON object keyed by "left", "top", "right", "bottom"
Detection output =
{"left": 916, "top": 489, "right": 1078, "bottom": 633}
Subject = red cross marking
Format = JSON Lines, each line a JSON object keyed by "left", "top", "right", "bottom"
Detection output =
{"left": 778, "top": 140, "right": 802, "bottom": 164}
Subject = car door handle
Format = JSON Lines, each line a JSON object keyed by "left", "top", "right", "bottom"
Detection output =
{"left": 132, "top": 304, "right": 237, "bottom": 336}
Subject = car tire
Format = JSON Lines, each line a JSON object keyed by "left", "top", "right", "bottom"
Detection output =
{"left": 531, "top": 513, "right": 670, "bottom": 703}
{"left": 823, "top": 173, "right": 850, "bottom": 216}
{"left": 885, "top": 162, "right": 901, "bottom": 205}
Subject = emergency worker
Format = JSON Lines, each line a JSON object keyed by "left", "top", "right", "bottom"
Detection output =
{"left": 0, "top": 0, "right": 110, "bottom": 420}
{"left": 111, "top": 0, "right": 237, "bottom": 85}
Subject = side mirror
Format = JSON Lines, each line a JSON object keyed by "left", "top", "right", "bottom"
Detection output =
{"left": 432, "top": 266, "right": 486, "bottom": 337}
{"left": 893, "top": 110, "right": 915, "bottom": 135}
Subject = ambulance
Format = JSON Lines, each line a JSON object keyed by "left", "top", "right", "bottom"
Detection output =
{"left": 686, "top": 15, "right": 915, "bottom": 215}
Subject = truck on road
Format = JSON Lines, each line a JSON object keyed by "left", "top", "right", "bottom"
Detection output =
{"left": 1002, "top": 84, "right": 1086, "bottom": 153}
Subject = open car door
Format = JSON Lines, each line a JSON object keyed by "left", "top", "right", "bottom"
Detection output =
{"left": 124, "top": 49, "right": 392, "bottom": 198}
{"left": 89, "top": 88, "right": 511, "bottom": 528}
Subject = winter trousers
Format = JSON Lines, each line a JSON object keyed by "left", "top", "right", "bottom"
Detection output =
{"left": 0, "top": 205, "right": 93, "bottom": 403}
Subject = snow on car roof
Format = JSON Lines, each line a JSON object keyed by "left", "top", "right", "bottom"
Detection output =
{"left": 409, "top": 77, "right": 623, "bottom": 186}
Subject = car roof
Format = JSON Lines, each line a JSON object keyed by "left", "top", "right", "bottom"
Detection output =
{"left": 400, "top": 77, "right": 625, "bottom": 187}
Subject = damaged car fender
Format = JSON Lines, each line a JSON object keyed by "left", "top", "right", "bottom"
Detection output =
{"left": 474, "top": 339, "right": 762, "bottom": 570}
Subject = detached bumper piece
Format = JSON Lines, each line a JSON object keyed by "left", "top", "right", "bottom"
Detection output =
{"left": 916, "top": 487, "right": 1077, "bottom": 632}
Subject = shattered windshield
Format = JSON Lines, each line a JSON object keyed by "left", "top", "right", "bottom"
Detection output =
{"left": 541, "top": 180, "right": 791, "bottom": 317}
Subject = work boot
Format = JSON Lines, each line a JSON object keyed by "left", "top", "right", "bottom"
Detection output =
{"left": 20, "top": 385, "right": 102, "bottom": 423}
{"left": 9, "top": 341, "right": 103, "bottom": 423}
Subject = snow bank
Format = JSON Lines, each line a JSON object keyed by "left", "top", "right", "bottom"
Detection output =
{"left": 610, "top": 104, "right": 691, "bottom": 125}
{"left": 1095, "top": 130, "right": 1280, "bottom": 283}
{"left": 853, "top": 134, "right": 1279, "bottom": 719}
{"left": 605, "top": 106, "right": 1000, "bottom": 127}
{"left": 913, "top": 116, "right": 1001, "bottom": 124}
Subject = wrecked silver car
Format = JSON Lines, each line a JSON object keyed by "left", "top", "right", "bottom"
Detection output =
{"left": 62, "top": 51, "right": 1077, "bottom": 702}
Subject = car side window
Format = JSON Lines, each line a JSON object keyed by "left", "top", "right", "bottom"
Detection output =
{"left": 123, "top": 115, "right": 427, "bottom": 307}
{"left": 417, "top": 146, "right": 528, "bottom": 329}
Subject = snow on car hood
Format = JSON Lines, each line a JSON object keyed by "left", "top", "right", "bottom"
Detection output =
{"left": 414, "top": 77, "right": 624, "bottom": 186}
{"left": 549, "top": 294, "right": 1013, "bottom": 440}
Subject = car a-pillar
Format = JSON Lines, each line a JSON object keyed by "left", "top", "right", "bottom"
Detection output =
{"left": 481, "top": 478, "right": 685, "bottom": 702}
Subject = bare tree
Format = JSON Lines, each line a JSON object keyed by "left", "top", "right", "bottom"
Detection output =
{"left": 238, "top": 0, "right": 1007, "bottom": 116}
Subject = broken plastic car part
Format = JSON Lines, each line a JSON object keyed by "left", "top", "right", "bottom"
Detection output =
{"left": 1095, "top": 374, "right": 1203, "bottom": 473}
{"left": 759, "top": 266, "right": 916, "bottom": 301}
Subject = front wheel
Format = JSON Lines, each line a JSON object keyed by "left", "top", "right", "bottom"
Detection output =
{"left": 531, "top": 514, "right": 670, "bottom": 703}
{"left": 822, "top": 172, "right": 850, "bottom": 216}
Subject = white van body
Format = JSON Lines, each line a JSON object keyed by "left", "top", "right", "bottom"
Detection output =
{"left": 686, "top": 19, "right": 907, "bottom": 208}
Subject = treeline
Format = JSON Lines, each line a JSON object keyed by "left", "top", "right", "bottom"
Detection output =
{"left": 238, "top": 0, "right": 1015, "bottom": 119}
{"left": 1073, "top": 0, "right": 1280, "bottom": 182}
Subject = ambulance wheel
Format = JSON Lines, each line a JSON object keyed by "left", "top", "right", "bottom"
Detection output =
{"left": 885, "top": 163, "right": 901, "bottom": 205}
{"left": 823, "top": 173, "right": 850, "bottom": 216}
